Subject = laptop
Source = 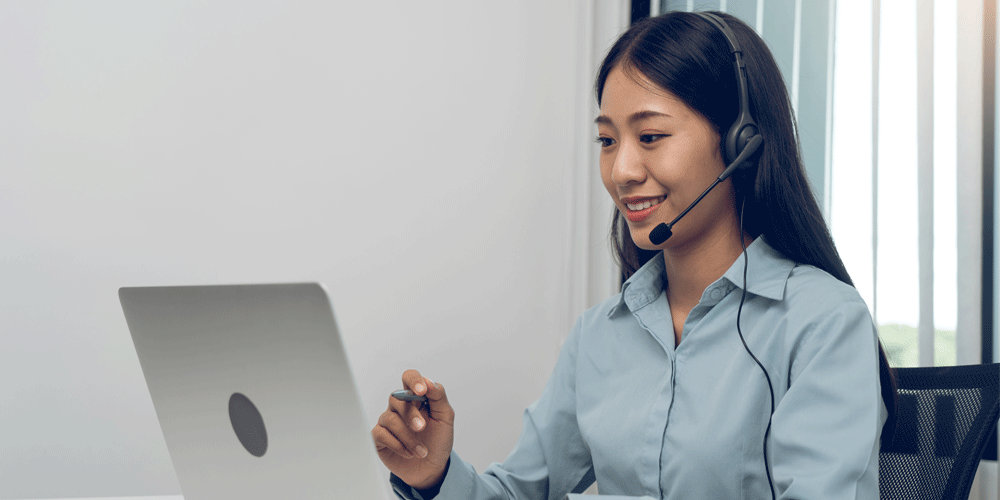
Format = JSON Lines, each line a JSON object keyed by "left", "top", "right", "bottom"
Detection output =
{"left": 119, "top": 283, "right": 392, "bottom": 500}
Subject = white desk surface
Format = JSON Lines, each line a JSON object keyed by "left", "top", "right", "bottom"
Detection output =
{"left": 19, "top": 497, "right": 183, "bottom": 500}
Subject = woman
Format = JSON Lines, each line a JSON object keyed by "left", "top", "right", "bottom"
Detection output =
{"left": 372, "top": 11, "right": 895, "bottom": 500}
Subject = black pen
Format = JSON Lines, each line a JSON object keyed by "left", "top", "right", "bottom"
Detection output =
{"left": 391, "top": 389, "right": 428, "bottom": 404}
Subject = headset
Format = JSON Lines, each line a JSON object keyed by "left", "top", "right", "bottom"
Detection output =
{"left": 694, "top": 12, "right": 762, "bottom": 172}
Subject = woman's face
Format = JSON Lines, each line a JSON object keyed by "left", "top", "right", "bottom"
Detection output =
{"left": 596, "top": 66, "right": 736, "bottom": 251}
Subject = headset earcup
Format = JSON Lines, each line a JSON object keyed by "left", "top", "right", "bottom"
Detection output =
{"left": 724, "top": 123, "right": 741, "bottom": 165}
{"left": 699, "top": 11, "right": 762, "bottom": 173}
{"left": 727, "top": 120, "right": 761, "bottom": 170}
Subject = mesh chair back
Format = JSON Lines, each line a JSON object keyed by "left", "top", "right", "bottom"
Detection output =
{"left": 879, "top": 363, "right": 1000, "bottom": 500}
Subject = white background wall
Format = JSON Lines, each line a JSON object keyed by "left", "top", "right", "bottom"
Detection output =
{"left": 0, "top": 1, "right": 620, "bottom": 497}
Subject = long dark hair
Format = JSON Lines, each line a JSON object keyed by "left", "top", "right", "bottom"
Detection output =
{"left": 595, "top": 11, "right": 897, "bottom": 445}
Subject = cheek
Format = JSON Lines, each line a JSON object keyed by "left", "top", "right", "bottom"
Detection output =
{"left": 651, "top": 143, "right": 721, "bottom": 188}
{"left": 599, "top": 159, "right": 616, "bottom": 196}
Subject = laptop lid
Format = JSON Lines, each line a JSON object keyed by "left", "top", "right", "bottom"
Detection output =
{"left": 119, "top": 283, "right": 391, "bottom": 500}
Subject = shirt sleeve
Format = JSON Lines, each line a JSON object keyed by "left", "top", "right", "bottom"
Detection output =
{"left": 390, "top": 318, "right": 595, "bottom": 500}
{"left": 769, "top": 292, "right": 887, "bottom": 500}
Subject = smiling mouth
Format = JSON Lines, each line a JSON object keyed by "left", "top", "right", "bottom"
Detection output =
{"left": 625, "top": 197, "right": 664, "bottom": 211}
{"left": 621, "top": 196, "right": 665, "bottom": 222}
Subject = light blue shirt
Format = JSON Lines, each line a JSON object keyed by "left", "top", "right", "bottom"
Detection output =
{"left": 392, "top": 239, "right": 886, "bottom": 499}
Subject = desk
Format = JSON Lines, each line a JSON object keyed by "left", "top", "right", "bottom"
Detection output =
{"left": 21, "top": 497, "right": 183, "bottom": 500}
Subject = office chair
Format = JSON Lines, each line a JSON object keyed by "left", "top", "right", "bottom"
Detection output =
{"left": 879, "top": 363, "right": 1000, "bottom": 500}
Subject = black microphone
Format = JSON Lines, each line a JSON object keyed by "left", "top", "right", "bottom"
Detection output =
{"left": 648, "top": 135, "right": 763, "bottom": 245}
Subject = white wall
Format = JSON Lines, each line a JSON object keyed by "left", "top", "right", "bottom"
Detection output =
{"left": 0, "top": 1, "right": 594, "bottom": 497}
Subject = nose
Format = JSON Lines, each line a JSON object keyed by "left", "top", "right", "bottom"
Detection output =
{"left": 609, "top": 140, "right": 647, "bottom": 187}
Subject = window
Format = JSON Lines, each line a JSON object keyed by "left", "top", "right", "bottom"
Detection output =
{"left": 830, "top": 0, "right": 995, "bottom": 369}
{"left": 831, "top": 0, "right": 957, "bottom": 368}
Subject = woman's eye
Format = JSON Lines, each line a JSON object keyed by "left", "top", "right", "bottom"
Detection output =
{"left": 640, "top": 134, "right": 667, "bottom": 144}
{"left": 595, "top": 136, "right": 615, "bottom": 148}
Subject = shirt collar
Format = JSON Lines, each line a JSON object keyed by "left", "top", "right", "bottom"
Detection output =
{"left": 607, "top": 238, "right": 795, "bottom": 318}
{"left": 608, "top": 252, "right": 667, "bottom": 317}
{"left": 721, "top": 238, "right": 795, "bottom": 301}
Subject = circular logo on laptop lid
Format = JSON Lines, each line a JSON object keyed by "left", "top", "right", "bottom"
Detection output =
{"left": 228, "top": 392, "right": 268, "bottom": 457}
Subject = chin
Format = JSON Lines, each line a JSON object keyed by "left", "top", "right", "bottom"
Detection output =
{"left": 633, "top": 240, "right": 659, "bottom": 251}
{"left": 627, "top": 222, "right": 665, "bottom": 251}
{"left": 630, "top": 233, "right": 665, "bottom": 251}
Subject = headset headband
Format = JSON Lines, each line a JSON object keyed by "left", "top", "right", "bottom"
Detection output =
{"left": 692, "top": 12, "right": 761, "bottom": 170}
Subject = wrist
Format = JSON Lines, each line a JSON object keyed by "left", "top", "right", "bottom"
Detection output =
{"left": 412, "top": 457, "right": 450, "bottom": 496}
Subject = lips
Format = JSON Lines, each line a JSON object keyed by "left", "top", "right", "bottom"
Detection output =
{"left": 621, "top": 196, "right": 664, "bottom": 222}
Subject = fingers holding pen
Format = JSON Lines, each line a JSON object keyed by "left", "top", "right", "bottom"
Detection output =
{"left": 401, "top": 369, "right": 454, "bottom": 424}
{"left": 374, "top": 370, "right": 455, "bottom": 490}
{"left": 388, "top": 390, "right": 431, "bottom": 434}
{"left": 402, "top": 369, "right": 431, "bottom": 397}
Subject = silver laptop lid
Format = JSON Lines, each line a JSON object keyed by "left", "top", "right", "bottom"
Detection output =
{"left": 119, "top": 283, "right": 390, "bottom": 500}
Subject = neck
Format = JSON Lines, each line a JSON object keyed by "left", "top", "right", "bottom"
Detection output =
{"left": 662, "top": 224, "right": 750, "bottom": 309}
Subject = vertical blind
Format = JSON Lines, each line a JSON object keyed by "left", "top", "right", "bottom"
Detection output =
{"left": 838, "top": 0, "right": 992, "bottom": 370}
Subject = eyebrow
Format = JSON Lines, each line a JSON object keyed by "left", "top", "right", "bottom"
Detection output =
{"left": 594, "top": 110, "right": 672, "bottom": 126}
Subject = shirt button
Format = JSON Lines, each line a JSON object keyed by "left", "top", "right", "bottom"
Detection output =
{"left": 710, "top": 288, "right": 723, "bottom": 300}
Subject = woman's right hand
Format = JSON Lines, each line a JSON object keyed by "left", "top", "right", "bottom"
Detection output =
{"left": 372, "top": 369, "right": 455, "bottom": 491}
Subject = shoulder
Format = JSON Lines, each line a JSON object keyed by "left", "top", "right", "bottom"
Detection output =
{"left": 740, "top": 240, "right": 873, "bottom": 323}
{"left": 780, "top": 264, "right": 871, "bottom": 324}
{"left": 562, "top": 289, "right": 653, "bottom": 357}
{"left": 575, "top": 291, "right": 627, "bottom": 333}
{"left": 783, "top": 263, "right": 866, "bottom": 307}
{"left": 774, "top": 264, "right": 879, "bottom": 372}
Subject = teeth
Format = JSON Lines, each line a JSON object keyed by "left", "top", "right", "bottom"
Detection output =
{"left": 626, "top": 198, "right": 662, "bottom": 211}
